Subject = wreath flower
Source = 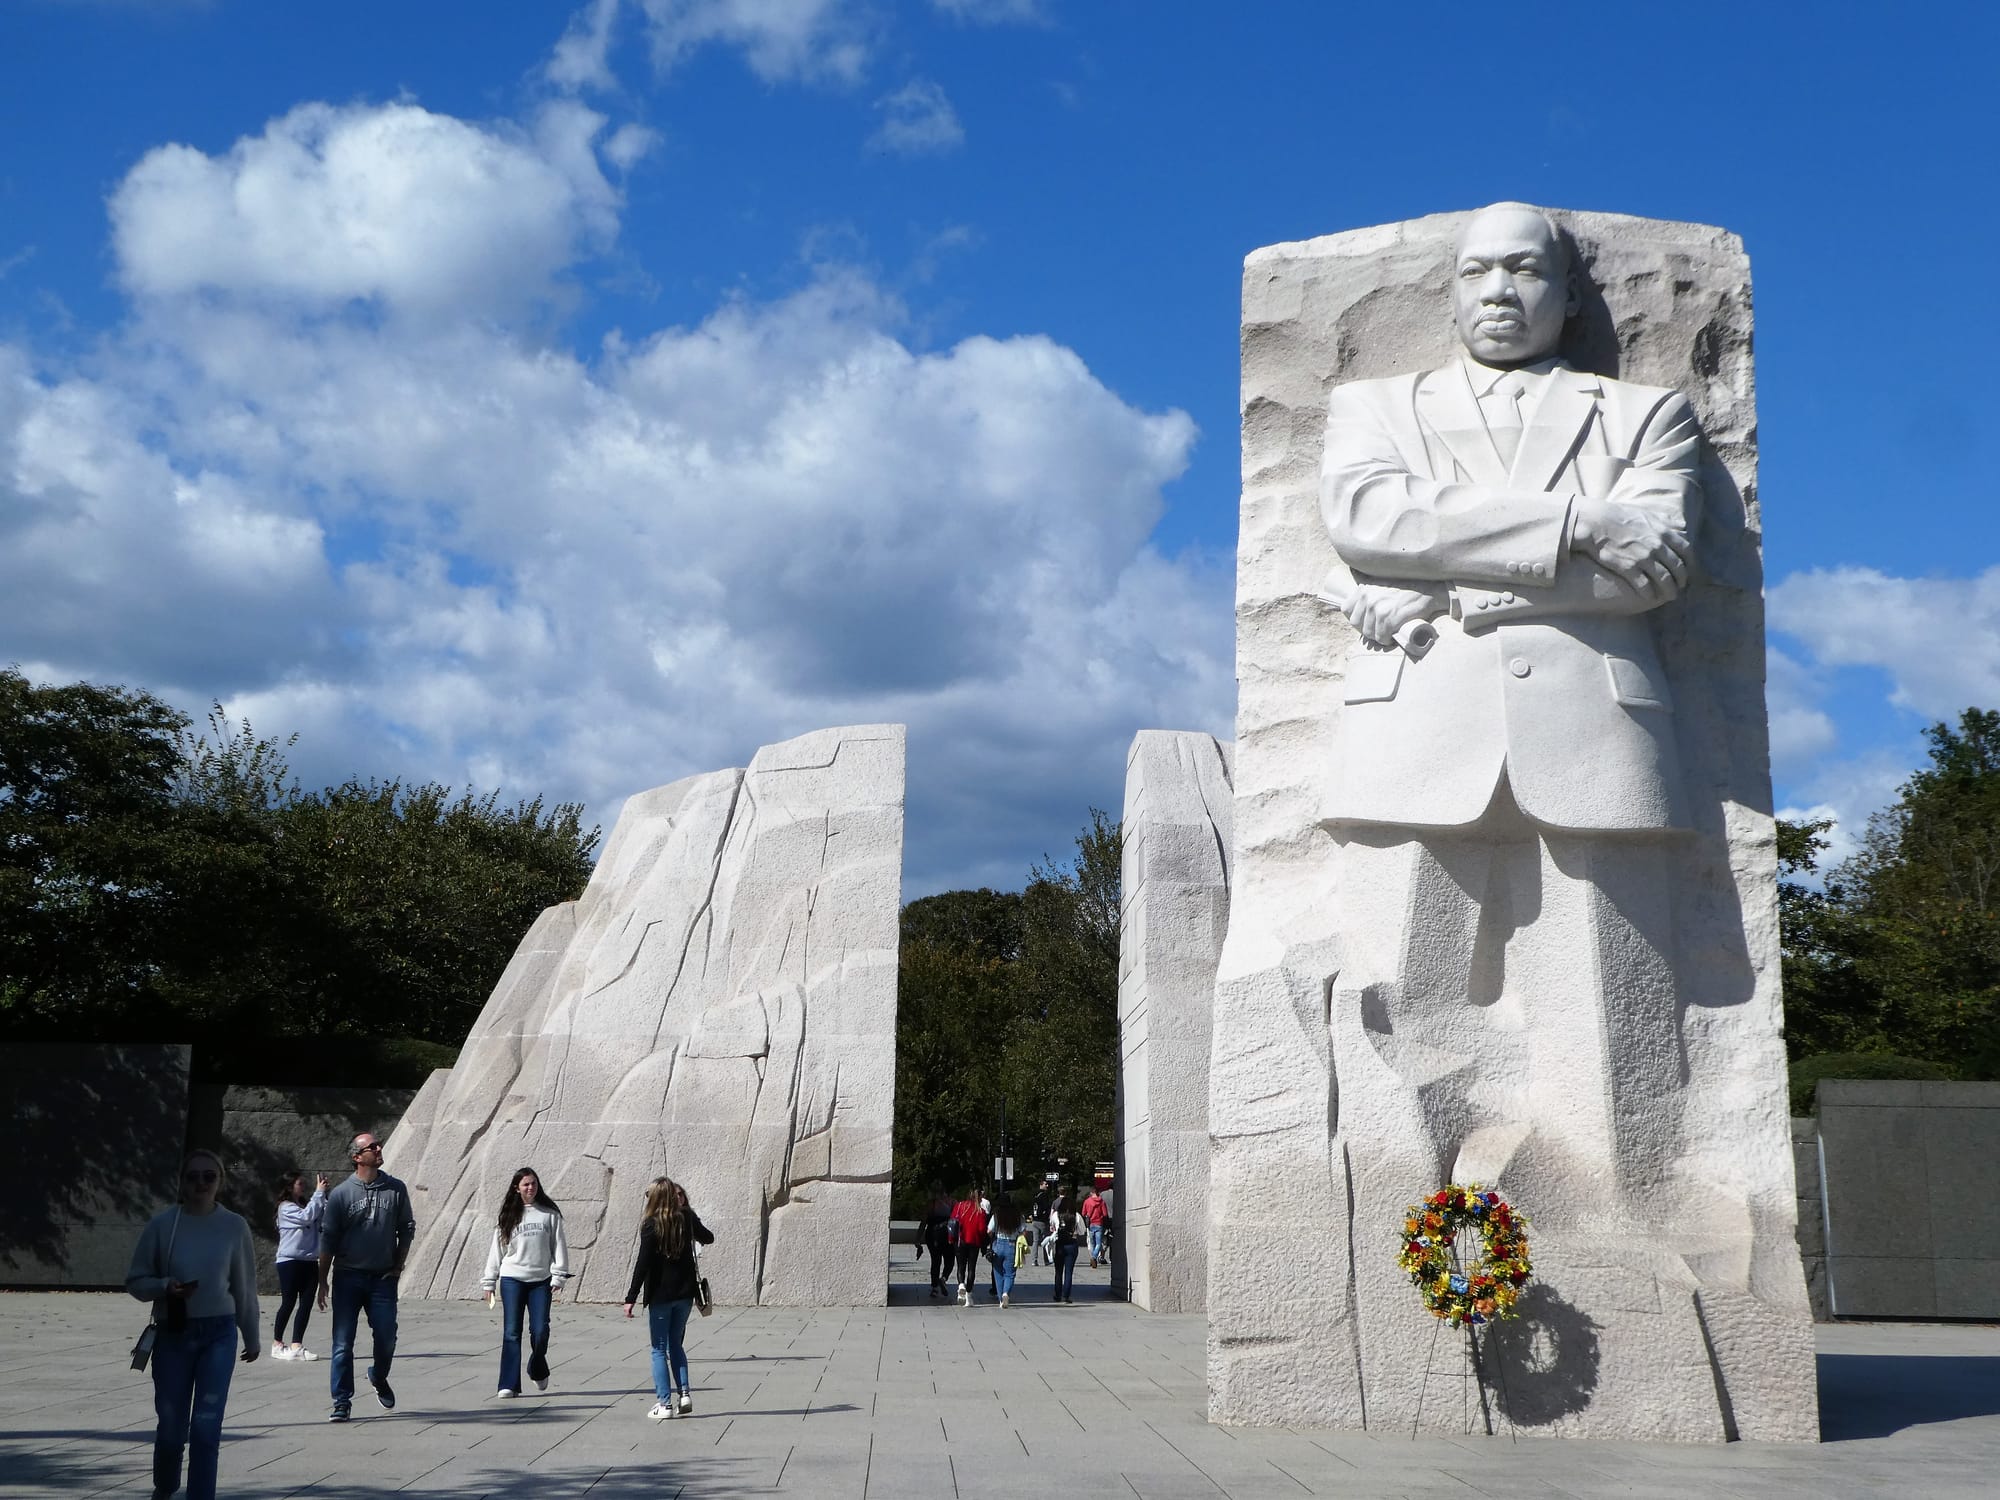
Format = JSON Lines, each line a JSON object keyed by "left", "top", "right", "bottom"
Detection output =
{"left": 1396, "top": 1183, "right": 1532, "bottom": 1327}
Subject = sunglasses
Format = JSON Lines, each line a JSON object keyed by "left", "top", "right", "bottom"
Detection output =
{"left": 184, "top": 1171, "right": 219, "bottom": 1184}
{"left": 354, "top": 1144, "right": 382, "bottom": 1155}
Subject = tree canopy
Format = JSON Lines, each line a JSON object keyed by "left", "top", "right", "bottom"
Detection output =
{"left": 893, "top": 809, "right": 1119, "bottom": 1211}
{"left": 1780, "top": 708, "right": 2000, "bottom": 1080}
{"left": 0, "top": 668, "right": 598, "bottom": 1064}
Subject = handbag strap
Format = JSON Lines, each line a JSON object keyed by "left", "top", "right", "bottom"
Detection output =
{"left": 151, "top": 1207, "right": 184, "bottom": 1326}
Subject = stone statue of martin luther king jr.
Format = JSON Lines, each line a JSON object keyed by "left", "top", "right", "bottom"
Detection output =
{"left": 1319, "top": 202, "right": 1705, "bottom": 1231}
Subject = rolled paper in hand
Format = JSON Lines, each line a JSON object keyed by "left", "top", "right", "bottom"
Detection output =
{"left": 1316, "top": 572, "right": 1438, "bottom": 660}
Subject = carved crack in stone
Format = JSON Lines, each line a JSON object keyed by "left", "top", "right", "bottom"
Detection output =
{"left": 648, "top": 771, "right": 746, "bottom": 1051}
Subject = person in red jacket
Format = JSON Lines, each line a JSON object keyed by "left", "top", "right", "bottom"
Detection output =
{"left": 949, "top": 1187, "right": 988, "bottom": 1307}
{"left": 1081, "top": 1187, "right": 1109, "bottom": 1268}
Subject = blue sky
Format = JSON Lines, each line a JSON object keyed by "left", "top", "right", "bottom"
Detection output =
{"left": 2, "top": 0, "right": 1994, "bottom": 890}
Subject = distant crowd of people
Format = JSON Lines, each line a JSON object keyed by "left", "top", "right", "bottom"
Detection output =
{"left": 125, "top": 1133, "right": 716, "bottom": 1499}
{"left": 917, "top": 1179, "right": 1112, "bottom": 1306}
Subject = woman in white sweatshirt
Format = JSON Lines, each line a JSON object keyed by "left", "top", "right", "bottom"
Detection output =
{"left": 480, "top": 1166, "right": 571, "bottom": 1398}
{"left": 126, "top": 1148, "right": 260, "bottom": 1500}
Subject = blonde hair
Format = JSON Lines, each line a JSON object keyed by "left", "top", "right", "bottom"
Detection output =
{"left": 642, "top": 1176, "right": 688, "bottom": 1257}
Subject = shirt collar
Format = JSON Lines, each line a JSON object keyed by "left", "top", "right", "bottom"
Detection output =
{"left": 1462, "top": 354, "right": 1568, "bottom": 397}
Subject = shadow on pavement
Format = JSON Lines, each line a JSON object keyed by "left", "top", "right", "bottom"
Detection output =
{"left": 1820, "top": 1353, "right": 2000, "bottom": 1440}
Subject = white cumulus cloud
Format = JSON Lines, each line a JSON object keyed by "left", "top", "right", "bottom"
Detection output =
{"left": 1769, "top": 565, "right": 2000, "bottom": 721}
{"left": 5, "top": 100, "right": 1226, "bottom": 894}
{"left": 110, "top": 100, "right": 624, "bottom": 320}
{"left": 869, "top": 80, "right": 965, "bottom": 156}
{"left": 637, "top": 0, "right": 869, "bottom": 85}
{"left": 547, "top": 0, "right": 623, "bottom": 91}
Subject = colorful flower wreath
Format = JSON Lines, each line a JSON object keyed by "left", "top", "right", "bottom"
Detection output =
{"left": 1396, "top": 1183, "right": 1532, "bottom": 1328}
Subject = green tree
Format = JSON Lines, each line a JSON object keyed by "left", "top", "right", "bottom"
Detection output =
{"left": 0, "top": 669, "right": 599, "bottom": 1058}
{"left": 890, "top": 811, "right": 1122, "bottom": 1213}
{"left": 0, "top": 669, "right": 201, "bottom": 1032}
{"left": 1003, "top": 809, "right": 1121, "bottom": 1187}
{"left": 1780, "top": 709, "right": 2000, "bottom": 1077}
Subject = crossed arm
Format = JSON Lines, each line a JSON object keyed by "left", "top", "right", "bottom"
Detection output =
{"left": 1320, "top": 382, "right": 1701, "bottom": 645}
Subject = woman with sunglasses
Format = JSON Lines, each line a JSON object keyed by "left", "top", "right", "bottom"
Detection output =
{"left": 126, "top": 1149, "right": 260, "bottom": 1500}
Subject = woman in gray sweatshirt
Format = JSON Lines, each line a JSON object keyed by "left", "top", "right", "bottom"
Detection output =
{"left": 126, "top": 1148, "right": 260, "bottom": 1500}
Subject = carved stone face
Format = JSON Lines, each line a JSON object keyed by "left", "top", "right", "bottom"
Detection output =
{"left": 1452, "top": 206, "right": 1578, "bottom": 367}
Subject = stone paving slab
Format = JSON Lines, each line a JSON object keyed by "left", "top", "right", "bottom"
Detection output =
{"left": 3, "top": 1255, "right": 1999, "bottom": 1497}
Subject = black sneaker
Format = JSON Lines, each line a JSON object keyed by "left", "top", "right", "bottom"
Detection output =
{"left": 328, "top": 1404, "right": 351, "bottom": 1423}
{"left": 366, "top": 1367, "right": 396, "bottom": 1410}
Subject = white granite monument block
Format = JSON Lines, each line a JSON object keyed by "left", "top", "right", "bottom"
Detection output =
{"left": 386, "top": 724, "right": 905, "bottom": 1307}
{"left": 1208, "top": 206, "right": 1815, "bottom": 1441}
{"left": 1114, "top": 730, "right": 1232, "bottom": 1313}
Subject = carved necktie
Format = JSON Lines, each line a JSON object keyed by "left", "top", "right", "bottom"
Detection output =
{"left": 1484, "top": 370, "right": 1525, "bottom": 468}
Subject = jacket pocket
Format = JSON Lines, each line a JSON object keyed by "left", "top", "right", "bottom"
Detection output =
{"left": 1604, "top": 653, "right": 1673, "bottom": 711}
{"left": 1343, "top": 645, "right": 1404, "bottom": 704}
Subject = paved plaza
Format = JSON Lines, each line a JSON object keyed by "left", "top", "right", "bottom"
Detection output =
{"left": 4, "top": 1254, "right": 1998, "bottom": 1498}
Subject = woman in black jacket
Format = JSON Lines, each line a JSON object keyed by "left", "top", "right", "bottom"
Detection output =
{"left": 622, "top": 1176, "right": 714, "bottom": 1419}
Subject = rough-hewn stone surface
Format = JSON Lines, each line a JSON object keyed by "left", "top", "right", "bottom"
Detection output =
{"left": 1209, "top": 209, "right": 1814, "bottom": 1441}
{"left": 387, "top": 724, "right": 905, "bottom": 1307}
{"left": 1114, "top": 731, "right": 1231, "bottom": 1313}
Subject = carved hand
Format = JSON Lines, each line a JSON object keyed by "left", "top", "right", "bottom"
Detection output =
{"left": 1347, "top": 582, "right": 1448, "bottom": 647}
{"left": 1571, "top": 498, "right": 1689, "bottom": 598}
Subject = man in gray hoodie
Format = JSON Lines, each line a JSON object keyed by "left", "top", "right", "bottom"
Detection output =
{"left": 315, "top": 1131, "right": 416, "bottom": 1422}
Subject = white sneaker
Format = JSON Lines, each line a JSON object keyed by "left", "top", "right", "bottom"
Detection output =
{"left": 677, "top": 1391, "right": 692, "bottom": 1415}
{"left": 271, "top": 1342, "right": 290, "bottom": 1360}
{"left": 1000, "top": 1293, "right": 1009, "bottom": 1308}
{"left": 647, "top": 1402, "right": 673, "bottom": 1421}
{"left": 534, "top": 1376, "right": 548, "bottom": 1392}
{"left": 292, "top": 1347, "right": 318, "bottom": 1362}
{"left": 496, "top": 1389, "right": 517, "bottom": 1399}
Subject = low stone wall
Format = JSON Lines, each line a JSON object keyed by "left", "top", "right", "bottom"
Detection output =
{"left": 1818, "top": 1079, "right": 2000, "bottom": 1319}
{"left": 0, "top": 1044, "right": 192, "bottom": 1288}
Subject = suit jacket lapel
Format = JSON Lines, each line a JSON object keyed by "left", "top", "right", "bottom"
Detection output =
{"left": 1416, "top": 364, "right": 1507, "bottom": 486}
{"left": 1511, "top": 367, "right": 1601, "bottom": 492}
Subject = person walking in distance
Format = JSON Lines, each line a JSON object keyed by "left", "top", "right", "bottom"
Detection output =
{"left": 481, "top": 1166, "right": 571, "bottom": 1399}
{"left": 623, "top": 1177, "right": 714, "bottom": 1419}
{"left": 1081, "top": 1184, "right": 1109, "bottom": 1269}
{"left": 922, "top": 1183, "right": 953, "bottom": 1300}
{"left": 949, "top": 1185, "right": 987, "bottom": 1307}
{"left": 987, "top": 1198, "right": 1024, "bottom": 1309}
{"left": 1049, "top": 1191, "right": 1083, "bottom": 1304}
{"left": 272, "top": 1171, "right": 328, "bottom": 1361}
{"left": 316, "top": 1131, "right": 415, "bottom": 1423}
{"left": 127, "top": 1149, "right": 260, "bottom": 1500}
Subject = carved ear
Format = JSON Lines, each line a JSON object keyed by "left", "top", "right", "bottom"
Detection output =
{"left": 1564, "top": 269, "right": 1582, "bottom": 320}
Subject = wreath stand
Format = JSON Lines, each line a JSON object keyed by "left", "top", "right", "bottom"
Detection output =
{"left": 1409, "top": 1221, "right": 1519, "bottom": 1442}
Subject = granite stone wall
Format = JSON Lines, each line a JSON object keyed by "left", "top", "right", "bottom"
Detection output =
{"left": 0, "top": 1044, "right": 192, "bottom": 1287}
{"left": 1818, "top": 1079, "right": 2000, "bottom": 1320}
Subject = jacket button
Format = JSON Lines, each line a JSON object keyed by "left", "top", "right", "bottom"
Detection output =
{"left": 1476, "top": 597, "right": 1489, "bottom": 609}
{"left": 1501, "top": 591, "right": 1515, "bottom": 604}
{"left": 1508, "top": 657, "right": 1531, "bottom": 678}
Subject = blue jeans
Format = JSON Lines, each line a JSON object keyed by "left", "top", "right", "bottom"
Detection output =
{"left": 1088, "top": 1224, "right": 1105, "bottom": 1262}
{"left": 992, "top": 1247, "right": 1018, "bottom": 1300}
{"left": 1054, "top": 1241, "right": 1079, "bottom": 1300}
{"left": 647, "top": 1298, "right": 694, "bottom": 1402}
{"left": 498, "top": 1276, "right": 553, "bottom": 1393}
{"left": 329, "top": 1266, "right": 399, "bottom": 1407}
{"left": 150, "top": 1313, "right": 237, "bottom": 1500}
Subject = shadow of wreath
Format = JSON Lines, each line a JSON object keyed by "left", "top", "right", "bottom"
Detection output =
{"left": 1480, "top": 1282, "right": 1603, "bottom": 1427}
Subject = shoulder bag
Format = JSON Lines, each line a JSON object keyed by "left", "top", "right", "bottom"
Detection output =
{"left": 130, "top": 1208, "right": 183, "bottom": 1372}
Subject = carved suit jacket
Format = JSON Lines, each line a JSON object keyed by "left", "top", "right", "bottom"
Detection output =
{"left": 1319, "top": 360, "right": 1702, "bottom": 832}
